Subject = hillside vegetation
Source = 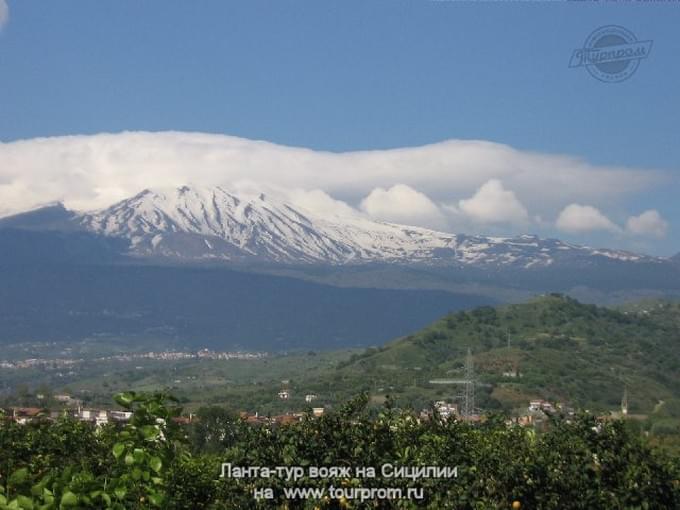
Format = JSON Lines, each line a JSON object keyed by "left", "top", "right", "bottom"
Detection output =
{"left": 324, "top": 295, "right": 680, "bottom": 415}
{"left": 45, "top": 295, "right": 678, "bottom": 421}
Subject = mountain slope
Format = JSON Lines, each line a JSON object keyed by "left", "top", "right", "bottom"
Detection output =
{"left": 79, "top": 186, "right": 661, "bottom": 267}
{"left": 318, "top": 295, "right": 680, "bottom": 413}
{"left": 0, "top": 263, "right": 495, "bottom": 350}
{"left": 78, "top": 186, "right": 545, "bottom": 266}
{"left": 1, "top": 185, "right": 663, "bottom": 270}
{"left": 1, "top": 185, "right": 678, "bottom": 306}
{"left": 0, "top": 228, "right": 126, "bottom": 265}
{"left": 0, "top": 202, "right": 78, "bottom": 231}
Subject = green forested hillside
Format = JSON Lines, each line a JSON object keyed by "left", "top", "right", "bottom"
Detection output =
{"left": 7, "top": 295, "right": 680, "bottom": 427}
{"left": 11, "top": 295, "right": 679, "bottom": 421}
{"left": 324, "top": 295, "right": 680, "bottom": 415}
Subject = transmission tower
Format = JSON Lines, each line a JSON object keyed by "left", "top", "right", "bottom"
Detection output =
{"left": 462, "top": 348, "right": 476, "bottom": 418}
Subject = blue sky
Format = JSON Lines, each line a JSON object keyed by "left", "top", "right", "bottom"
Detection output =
{"left": 0, "top": 1, "right": 678, "bottom": 255}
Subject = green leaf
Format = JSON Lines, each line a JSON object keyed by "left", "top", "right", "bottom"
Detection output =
{"left": 17, "top": 495, "right": 33, "bottom": 510}
{"left": 132, "top": 448, "right": 145, "bottom": 464}
{"left": 147, "top": 491, "right": 165, "bottom": 508}
{"left": 140, "top": 425, "right": 159, "bottom": 440}
{"left": 113, "top": 486, "right": 126, "bottom": 500}
{"left": 124, "top": 453, "right": 134, "bottom": 466}
{"left": 114, "top": 392, "right": 136, "bottom": 409}
{"left": 60, "top": 491, "right": 78, "bottom": 508}
{"left": 147, "top": 402, "right": 163, "bottom": 417}
{"left": 9, "top": 468, "right": 29, "bottom": 486}
{"left": 149, "top": 456, "right": 162, "bottom": 474}
{"left": 41, "top": 489, "right": 54, "bottom": 505}
{"left": 112, "top": 443, "right": 125, "bottom": 459}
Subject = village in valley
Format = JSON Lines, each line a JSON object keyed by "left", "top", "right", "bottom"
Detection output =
{"left": 0, "top": 342, "right": 638, "bottom": 432}
{"left": 3, "top": 381, "right": 633, "bottom": 433}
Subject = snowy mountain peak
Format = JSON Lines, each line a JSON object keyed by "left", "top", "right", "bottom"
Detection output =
{"left": 71, "top": 185, "right": 656, "bottom": 268}
{"left": 79, "top": 185, "right": 450, "bottom": 263}
{"left": 0, "top": 185, "right": 659, "bottom": 268}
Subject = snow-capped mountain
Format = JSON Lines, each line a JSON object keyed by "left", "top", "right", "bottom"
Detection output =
{"left": 1, "top": 184, "right": 679, "bottom": 318}
{"left": 1, "top": 185, "right": 677, "bottom": 351}
{"left": 0, "top": 185, "right": 665, "bottom": 270}
{"left": 54, "top": 185, "right": 655, "bottom": 269}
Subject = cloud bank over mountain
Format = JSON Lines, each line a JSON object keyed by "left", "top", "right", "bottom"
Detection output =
{"left": 0, "top": 131, "right": 671, "bottom": 248}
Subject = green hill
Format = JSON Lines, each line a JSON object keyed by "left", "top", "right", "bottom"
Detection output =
{"left": 323, "top": 294, "right": 680, "bottom": 414}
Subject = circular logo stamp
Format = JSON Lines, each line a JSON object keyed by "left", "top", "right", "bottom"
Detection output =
{"left": 569, "top": 25, "right": 653, "bottom": 83}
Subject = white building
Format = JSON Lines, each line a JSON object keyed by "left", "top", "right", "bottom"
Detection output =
{"left": 95, "top": 410, "right": 109, "bottom": 427}
{"left": 434, "top": 401, "right": 458, "bottom": 419}
{"left": 109, "top": 410, "right": 132, "bottom": 422}
{"left": 529, "top": 400, "right": 555, "bottom": 413}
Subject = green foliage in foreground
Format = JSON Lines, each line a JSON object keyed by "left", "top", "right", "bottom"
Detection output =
{"left": 1, "top": 393, "right": 680, "bottom": 509}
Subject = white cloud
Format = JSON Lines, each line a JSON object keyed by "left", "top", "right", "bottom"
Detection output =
{"left": 0, "top": 0, "right": 8, "bottom": 31}
{"left": 626, "top": 210, "right": 668, "bottom": 239}
{"left": 360, "top": 184, "right": 446, "bottom": 228}
{"left": 556, "top": 204, "right": 620, "bottom": 233}
{"left": 0, "top": 132, "right": 666, "bottom": 236}
{"left": 286, "top": 188, "right": 359, "bottom": 219}
{"left": 457, "top": 179, "right": 529, "bottom": 225}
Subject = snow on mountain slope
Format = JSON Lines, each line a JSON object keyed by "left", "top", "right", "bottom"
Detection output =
{"left": 75, "top": 185, "right": 657, "bottom": 268}
{"left": 79, "top": 186, "right": 456, "bottom": 263}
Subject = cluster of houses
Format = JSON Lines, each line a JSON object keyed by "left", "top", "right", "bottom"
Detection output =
{"left": 2, "top": 386, "right": 574, "bottom": 430}
{"left": 276, "top": 389, "right": 325, "bottom": 417}
{"left": 238, "top": 407, "right": 325, "bottom": 426}
{"left": 1, "top": 393, "right": 139, "bottom": 426}
{"left": 416, "top": 398, "right": 575, "bottom": 427}
{"left": 512, "top": 399, "right": 575, "bottom": 427}
{"left": 433, "top": 400, "right": 458, "bottom": 419}
{"left": 528, "top": 399, "right": 556, "bottom": 413}
{"left": 0, "top": 349, "right": 268, "bottom": 371}
{"left": 0, "top": 405, "right": 328, "bottom": 428}
{"left": 1, "top": 388, "right": 328, "bottom": 428}
{"left": 1, "top": 406, "right": 133, "bottom": 426}
{"left": 527, "top": 399, "right": 575, "bottom": 416}
{"left": 418, "top": 401, "right": 485, "bottom": 423}
{"left": 277, "top": 389, "right": 319, "bottom": 404}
